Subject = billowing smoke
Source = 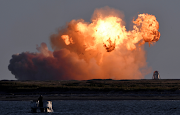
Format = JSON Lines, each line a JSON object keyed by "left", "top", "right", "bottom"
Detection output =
{"left": 8, "top": 7, "right": 160, "bottom": 80}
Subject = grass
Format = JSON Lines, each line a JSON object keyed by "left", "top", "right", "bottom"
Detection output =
{"left": 1, "top": 79, "right": 180, "bottom": 95}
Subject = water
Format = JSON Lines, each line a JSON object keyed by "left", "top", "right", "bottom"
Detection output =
{"left": 1, "top": 100, "right": 180, "bottom": 115}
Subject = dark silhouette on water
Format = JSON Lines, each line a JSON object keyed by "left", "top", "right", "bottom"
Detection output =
{"left": 38, "top": 95, "right": 43, "bottom": 112}
{"left": 38, "top": 95, "right": 43, "bottom": 107}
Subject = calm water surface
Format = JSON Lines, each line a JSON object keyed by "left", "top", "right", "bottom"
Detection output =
{"left": 1, "top": 100, "right": 180, "bottom": 115}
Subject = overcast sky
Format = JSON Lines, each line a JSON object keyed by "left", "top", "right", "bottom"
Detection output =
{"left": 1, "top": 0, "right": 180, "bottom": 80}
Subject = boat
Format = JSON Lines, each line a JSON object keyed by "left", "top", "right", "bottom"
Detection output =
{"left": 31, "top": 100, "right": 53, "bottom": 113}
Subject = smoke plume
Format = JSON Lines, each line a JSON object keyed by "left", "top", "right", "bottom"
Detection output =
{"left": 8, "top": 7, "right": 160, "bottom": 80}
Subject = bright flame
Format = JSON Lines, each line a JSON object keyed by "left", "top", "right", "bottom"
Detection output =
{"left": 61, "top": 35, "right": 74, "bottom": 45}
{"left": 133, "top": 13, "right": 160, "bottom": 44}
{"left": 58, "top": 12, "right": 160, "bottom": 52}
{"left": 92, "top": 17, "right": 127, "bottom": 51}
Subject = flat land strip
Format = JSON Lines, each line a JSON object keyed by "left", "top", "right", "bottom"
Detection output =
{"left": 1, "top": 79, "right": 180, "bottom": 100}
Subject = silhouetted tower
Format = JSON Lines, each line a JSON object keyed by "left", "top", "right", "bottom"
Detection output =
{"left": 152, "top": 71, "right": 160, "bottom": 79}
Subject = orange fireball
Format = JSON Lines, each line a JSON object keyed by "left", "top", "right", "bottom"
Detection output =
{"left": 49, "top": 7, "right": 160, "bottom": 80}
{"left": 59, "top": 12, "right": 160, "bottom": 52}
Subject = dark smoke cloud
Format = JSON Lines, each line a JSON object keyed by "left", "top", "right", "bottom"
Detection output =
{"left": 8, "top": 43, "right": 150, "bottom": 80}
{"left": 8, "top": 43, "right": 102, "bottom": 80}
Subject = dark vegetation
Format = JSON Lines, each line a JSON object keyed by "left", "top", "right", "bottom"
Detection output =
{"left": 1, "top": 79, "right": 180, "bottom": 95}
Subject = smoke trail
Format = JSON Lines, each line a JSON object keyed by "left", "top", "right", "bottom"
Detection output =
{"left": 8, "top": 7, "right": 160, "bottom": 80}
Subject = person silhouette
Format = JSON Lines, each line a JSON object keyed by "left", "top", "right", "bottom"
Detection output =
{"left": 38, "top": 95, "right": 43, "bottom": 107}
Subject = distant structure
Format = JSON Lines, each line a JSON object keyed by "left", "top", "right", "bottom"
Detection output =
{"left": 152, "top": 71, "right": 160, "bottom": 79}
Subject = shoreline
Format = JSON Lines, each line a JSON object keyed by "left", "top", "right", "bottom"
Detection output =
{"left": 1, "top": 79, "right": 180, "bottom": 101}
{"left": 1, "top": 94, "right": 180, "bottom": 101}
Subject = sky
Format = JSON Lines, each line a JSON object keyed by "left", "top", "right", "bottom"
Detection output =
{"left": 0, "top": 0, "right": 180, "bottom": 80}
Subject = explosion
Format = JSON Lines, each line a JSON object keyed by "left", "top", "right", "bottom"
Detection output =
{"left": 8, "top": 7, "right": 160, "bottom": 80}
